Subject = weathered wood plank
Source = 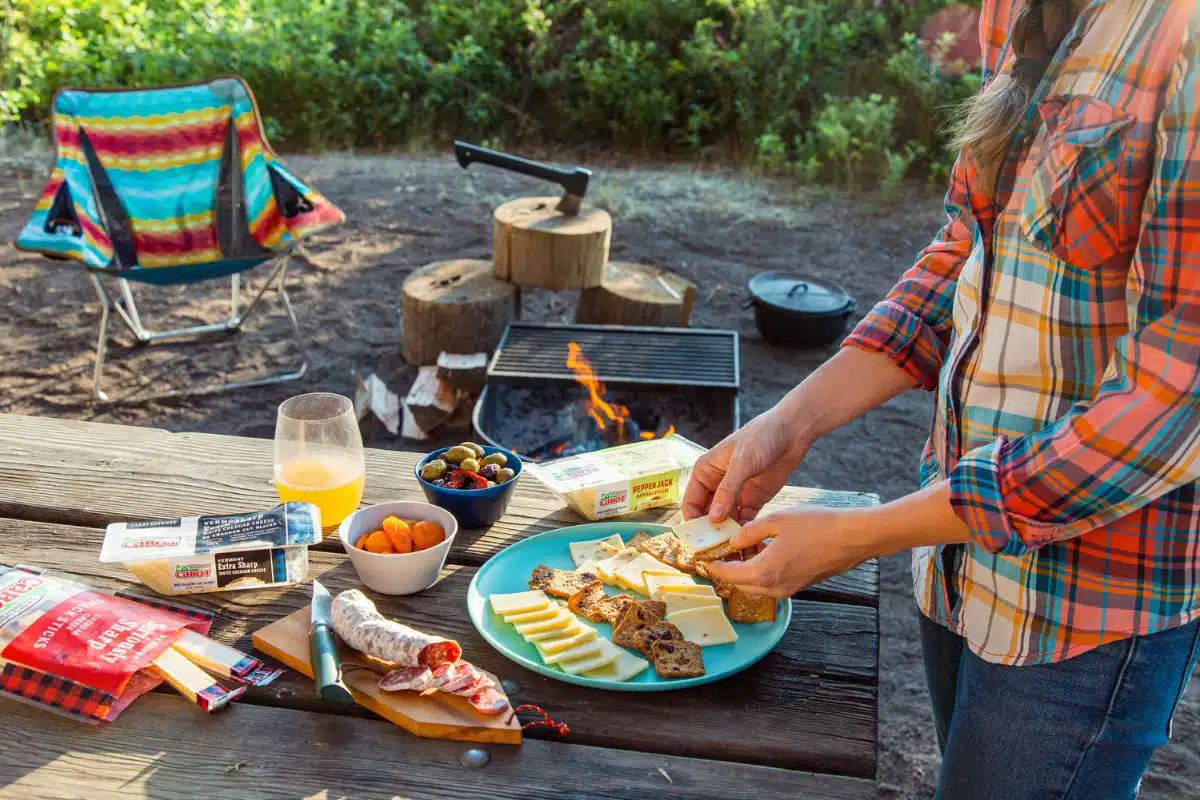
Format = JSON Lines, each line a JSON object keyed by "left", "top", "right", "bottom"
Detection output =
{"left": 0, "top": 517, "right": 879, "bottom": 777}
{"left": 0, "top": 694, "right": 875, "bottom": 800}
{"left": 0, "top": 413, "right": 880, "bottom": 606}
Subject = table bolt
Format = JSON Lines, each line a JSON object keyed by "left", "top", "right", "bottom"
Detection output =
{"left": 501, "top": 679, "right": 520, "bottom": 697}
{"left": 460, "top": 748, "right": 490, "bottom": 769}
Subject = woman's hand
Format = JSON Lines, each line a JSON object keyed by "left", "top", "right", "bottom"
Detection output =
{"left": 702, "top": 505, "right": 874, "bottom": 597}
{"left": 681, "top": 404, "right": 812, "bottom": 524}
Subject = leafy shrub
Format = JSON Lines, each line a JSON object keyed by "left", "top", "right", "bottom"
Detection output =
{"left": 0, "top": 0, "right": 982, "bottom": 187}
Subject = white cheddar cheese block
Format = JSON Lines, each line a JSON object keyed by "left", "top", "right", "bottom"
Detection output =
{"left": 666, "top": 605, "right": 739, "bottom": 647}
{"left": 645, "top": 573, "right": 696, "bottom": 599}
{"left": 569, "top": 534, "right": 625, "bottom": 568}
{"left": 524, "top": 623, "right": 585, "bottom": 643}
{"left": 583, "top": 649, "right": 651, "bottom": 682}
{"left": 504, "top": 605, "right": 560, "bottom": 624}
{"left": 613, "top": 553, "right": 671, "bottom": 594}
{"left": 673, "top": 515, "right": 741, "bottom": 554}
{"left": 559, "top": 640, "right": 623, "bottom": 674}
{"left": 490, "top": 590, "right": 552, "bottom": 615}
{"left": 656, "top": 583, "right": 717, "bottom": 597}
{"left": 594, "top": 549, "right": 641, "bottom": 583}
{"left": 541, "top": 638, "right": 605, "bottom": 665}
{"left": 536, "top": 626, "right": 598, "bottom": 655}
{"left": 514, "top": 609, "right": 575, "bottom": 636}
{"left": 665, "top": 593, "right": 724, "bottom": 615}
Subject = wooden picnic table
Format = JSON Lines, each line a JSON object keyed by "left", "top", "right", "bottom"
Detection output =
{"left": 0, "top": 413, "right": 879, "bottom": 799}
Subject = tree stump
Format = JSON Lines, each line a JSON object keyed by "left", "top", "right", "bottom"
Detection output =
{"left": 492, "top": 196, "right": 611, "bottom": 290}
{"left": 402, "top": 259, "right": 519, "bottom": 366}
{"left": 575, "top": 262, "right": 697, "bottom": 327}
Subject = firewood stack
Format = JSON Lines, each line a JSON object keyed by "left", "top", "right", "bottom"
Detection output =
{"left": 397, "top": 142, "right": 697, "bottom": 439}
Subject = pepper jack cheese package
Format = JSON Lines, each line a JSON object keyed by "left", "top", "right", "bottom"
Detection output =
{"left": 527, "top": 435, "right": 706, "bottom": 521}
{"left": 100, "top": 503, "right": 321, "bottom": 596}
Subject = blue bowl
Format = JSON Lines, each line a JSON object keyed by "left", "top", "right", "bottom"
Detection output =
{"left": 414, "top": 445, "right": 522, "bottom": 529}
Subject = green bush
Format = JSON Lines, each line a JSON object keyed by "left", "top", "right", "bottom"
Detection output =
{"left": 0, "top": 0, "right": 981, "bottom": 188}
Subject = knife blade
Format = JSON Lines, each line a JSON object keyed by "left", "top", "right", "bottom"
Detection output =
{"left": 310, "top": 579, "right": 354, "bottom": 706}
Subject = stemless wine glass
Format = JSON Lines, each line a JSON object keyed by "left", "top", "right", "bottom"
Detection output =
{"left": 274, "top": 393, "right": 365, "bottom": 529}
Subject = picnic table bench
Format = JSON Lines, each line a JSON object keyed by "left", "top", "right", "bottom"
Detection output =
{"left": 0, "top": 412, "right": 880, "bottom": 799}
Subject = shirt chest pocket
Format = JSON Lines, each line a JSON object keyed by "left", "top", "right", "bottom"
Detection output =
{"left": 1019, "top": 96, "right": 1138, "bottom": 271}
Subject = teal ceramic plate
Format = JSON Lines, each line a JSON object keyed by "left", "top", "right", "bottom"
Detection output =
{"left": 467, "top": 522, "right": 792, "bottom": 691}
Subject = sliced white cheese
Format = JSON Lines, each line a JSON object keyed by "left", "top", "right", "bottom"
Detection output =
{"left": 666, "top": 605, "right": 739, "bottom": 647}
{"left": 535, "top": 626, "right": 598, "bottom": 655}
{"left": 593, "top": 548, "right": 640, "bottom": 583}
{"left": 665, "top": 593, "right": 724, "bottom": 615}
{"left": 613, "top": 553, "right": 673, "bottom": 594}
{"left": 575, "top": 559, "right": 602, "bottom": 575}
{"left": 524, "top": 622, "right": 585, "bottom": 643}
{"left": 514, "top": 609, "right": 575, "bottom": 636}
{"left": 582, "top": 649, "right": 651, "bottom": 682}
{"left": 490, "top": 590, "right": 552, "bottom": 615}
{"left": 645, "top": 573, "right": 696, "bottom": 599}
{"left": 641, "top": 560, "right": 684, "bottom": 576}
{"left": 656, "top": 583, "right": 717, "bottom": 597}
{"left": 504, "top": 605, "right": 560, "bottom": 624}
{"left": 559, "top": 639, "right": 623, "bottom": 674}
{"left": 673, "top": 515, "right": 741, "bottom": 554}
{"left": 541, "top": 638, "right": 605, "bottom": 665}
{"left": 569, "top": 534, "right": 625, "bottom": 568}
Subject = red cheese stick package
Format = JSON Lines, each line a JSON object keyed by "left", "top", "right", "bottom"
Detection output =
{"left": 0, "top": 566, "right": 214, "bottom": 722}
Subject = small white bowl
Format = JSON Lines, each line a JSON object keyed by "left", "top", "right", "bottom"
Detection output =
{"left": 338, "top": 501, "right": 459, "bottom": 595}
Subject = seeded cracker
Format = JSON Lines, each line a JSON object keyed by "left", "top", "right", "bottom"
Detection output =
{"left": 638, "top": 533, "right": 697, "bottom": 574}
{"left": 632, "top": 621, "right": 684, "bottom": 659}
{"left": 627, "top": 531, "right": 653, "bottom": 549}
{"left": 569, "top": 583, "right": 634, "bottom": 624}
{"left": 613, "top": 601, "right": 659, "bottom": 650}
{"left": 727, "top": 588, "right": 777, "bottom": 624}
{"left": 642, "top": 600, "right": 667, "bottom": 620}
{"left": 650, "top": 640, "right": 705, "bottom": 678}
{"left": 529, "top": 565, "right": 601, "bottom": 598}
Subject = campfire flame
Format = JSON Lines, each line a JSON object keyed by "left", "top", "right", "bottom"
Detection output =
{"left": 565, "top": 342, "right": 675, "bottom": 444}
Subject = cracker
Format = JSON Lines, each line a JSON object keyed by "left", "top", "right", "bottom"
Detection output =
{"left": 530, "top": 565, "right": 600, "bottom": 598}
{"left": 638, "top": 533, "right": 697, "bottom": 574}
{"left": 627, "top": 531, "right": 653, "bottom": 549}
{"left": 569, "top": 584, "right": 634, "bottom": 624}
{"left": 632, "top": 621, "right": 684, "bottom": 659}
{"left": 650, "top": 639, "right": 705, "bottom": 678}
{"left": 612, "top": 601, "right": 658, "bottom": 650}
{"left": 694, "top": 539, "right": 740, "bottom": 564}
{"left": 642, "top": 600, "right": 667, "bottom": 621}
{"left": 727, "top": 588, "right": 777, "bottom": 624}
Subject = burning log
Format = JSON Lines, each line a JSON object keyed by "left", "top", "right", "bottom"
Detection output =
{"left": 576, "top": 262, "right": 696, "bottom": 327}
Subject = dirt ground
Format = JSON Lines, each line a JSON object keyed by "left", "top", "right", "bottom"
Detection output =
{"left": 1, "top": 150, "right": 1196, "bottom": 798}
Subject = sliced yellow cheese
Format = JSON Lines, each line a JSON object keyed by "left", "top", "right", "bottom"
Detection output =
{"left": 641, "top": 560, "right": 684, "bottom": 576}
{"left": 666, "top": 605, "right": 739, "bottom": 647}
{"left": 582, "top": 649, "right": 651, "bottom": 682}
{"left": 514, "top": 609, "right": 575, "bottom": 636}
{"left": 541, "top": 638, "right": 605, "bottom": 665}
{"left": 524, "top": 622, "right": 585, "bottom": 643}
{"left": 613, "top": 553, "right": 672, "bottom": 594}
{"left": 656, "top": 583, "right": 717, "bottom": 597}
{"left": 504, "top": 605, "right": 560, "bottom": 624}
{"left": 593, "top": 548, "right": 641, "bottom": 583}
{"left": 559, "top": 639, "right": 623, "bottom": 674}
{"left": 665, "top": 593, "right": 724, "bottom": 615}
{"left": 490, "top": 590, "right": 552, "bottom": 615}
{"left": 645, "top": 573, "right": 696, "bottom": 599}
{"left": 535, "top": 626, "right": 598, "bottom": 655}
{"left": 673, "top": 515, "right": 740, "bottom": 554}
{"left": 575, "top": 559, "right": 603, "bottom": 575}
{"left": 569, "top": 534, "right": 625, "bottom": 568}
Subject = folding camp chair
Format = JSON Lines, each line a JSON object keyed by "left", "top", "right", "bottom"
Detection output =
{"left": 13, "top": 76, "right": 344, "bottom": 400}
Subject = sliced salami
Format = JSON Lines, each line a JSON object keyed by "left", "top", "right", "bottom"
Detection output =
{"left": 468, "top": 687, "right": 510, "bottom": 715}
{"left": 379, "top": 666, "right": 434, "bottom": 693}
{"left": 440, "top": 664, "right": 484, "bottom": 694}
{"left": 331, "top": 590, "right": 461, "bottom": 667}
{"left": 451, "top": 675, "right": 494, "bottom": 697}
{"left": 430, "top": 661, "right": 477, "bottom": 691}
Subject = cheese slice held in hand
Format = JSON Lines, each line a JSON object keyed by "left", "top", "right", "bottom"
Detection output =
{"left": 569, "top": 534, "right": 625, "bottom": 569}
{"left": 666, "top": 605, "right": 739, "bottom": 647}
{"left": 673, "top": 515, "right": 741, "bottom": 554}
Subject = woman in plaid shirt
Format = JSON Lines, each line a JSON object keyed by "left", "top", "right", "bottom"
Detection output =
{"left": 687, "top": 0, "right": 1200, "bottom": 796}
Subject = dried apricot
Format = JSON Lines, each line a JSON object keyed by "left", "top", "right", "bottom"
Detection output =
{"left": 382, "top": 518, "right": 414, "bottom": 553}
{"left": 412, "top": 520, "right": 445, "bottom": 551}
{"left": 364, "top": 530, "right": 395, "bottom": 554}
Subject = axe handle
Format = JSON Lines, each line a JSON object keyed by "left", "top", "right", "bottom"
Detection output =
{"left": 454, "top": 141, "right": 589, "bottom": 199}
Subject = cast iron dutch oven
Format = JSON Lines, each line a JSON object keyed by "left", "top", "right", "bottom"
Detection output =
{"left": 745, "top": 271, "right": 857, "bottom": 347}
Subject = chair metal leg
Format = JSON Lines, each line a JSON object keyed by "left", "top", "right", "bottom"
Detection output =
{"left": 115, "top": 278, "right": 150, "bottom": 343}
{"left": 230, "top": 273, "right": 240, "bottom": 322}
{"left": 88, "top": 273, "right": 112, "bottom": 402}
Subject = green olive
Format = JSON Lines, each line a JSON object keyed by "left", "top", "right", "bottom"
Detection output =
{"left": 480, "top": 453, "right": 508, "bottom": 468}
{"left": 496, "top": 467, "right": 516, "bottom": 484}
{"left": 486, "top": 480, "right": 497, "bottom": 488}
{"left": 459, "top": 457, "right": 481, "bottom": 474}
{"left": 443, "top": 446, "right": 473, "bottom": 465}
{"left": 420, "top": 459, "right": 448, "bottom": 481}
{"left": 459, "top": 441, "right": 486, "bottom": 459}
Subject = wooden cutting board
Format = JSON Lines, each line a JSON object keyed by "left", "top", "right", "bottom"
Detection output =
{"left": 252, "top": 606, "right": 521, "bottom": 745}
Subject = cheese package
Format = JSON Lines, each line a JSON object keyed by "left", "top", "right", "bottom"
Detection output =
{"left": 666, "top": 605, "right": 739, "bottom": 647}
{"left": 527, "top": 435, "right": 707, "bottom": 520}
{"left": 100, "top": 504, "right": 321, "bottom": 596}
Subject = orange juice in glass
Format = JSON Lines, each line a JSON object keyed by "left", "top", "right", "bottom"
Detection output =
{"left": 274, "top": 393, "right": 365, "bottom": 528}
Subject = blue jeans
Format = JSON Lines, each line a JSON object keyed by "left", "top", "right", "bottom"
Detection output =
{"left": 920, "top": 614, "right": 1200, "bottom": 799}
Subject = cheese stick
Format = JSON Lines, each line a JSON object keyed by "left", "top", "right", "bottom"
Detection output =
{"left": 173, "top": 630, "right": 262, "bottom": 679}
{"left": 149, "top": 647, "right": 245, "bottom": 712}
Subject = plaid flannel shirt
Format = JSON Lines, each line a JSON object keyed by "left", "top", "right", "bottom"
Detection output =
{"left": 844, "top": 0, "right": 1200, "bottom": 665}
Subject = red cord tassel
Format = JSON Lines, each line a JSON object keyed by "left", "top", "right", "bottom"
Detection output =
{"left": 512, "top": 703, "right": 569, "bottom": 737}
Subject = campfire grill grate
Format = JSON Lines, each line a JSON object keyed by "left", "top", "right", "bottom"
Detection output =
{"left": 486, "top": 323, "right": 739, "bottom": 389}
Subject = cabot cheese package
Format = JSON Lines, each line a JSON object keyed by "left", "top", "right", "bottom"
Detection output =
{"left": 527, "top": 435, "right": 706, "bottom": 521}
